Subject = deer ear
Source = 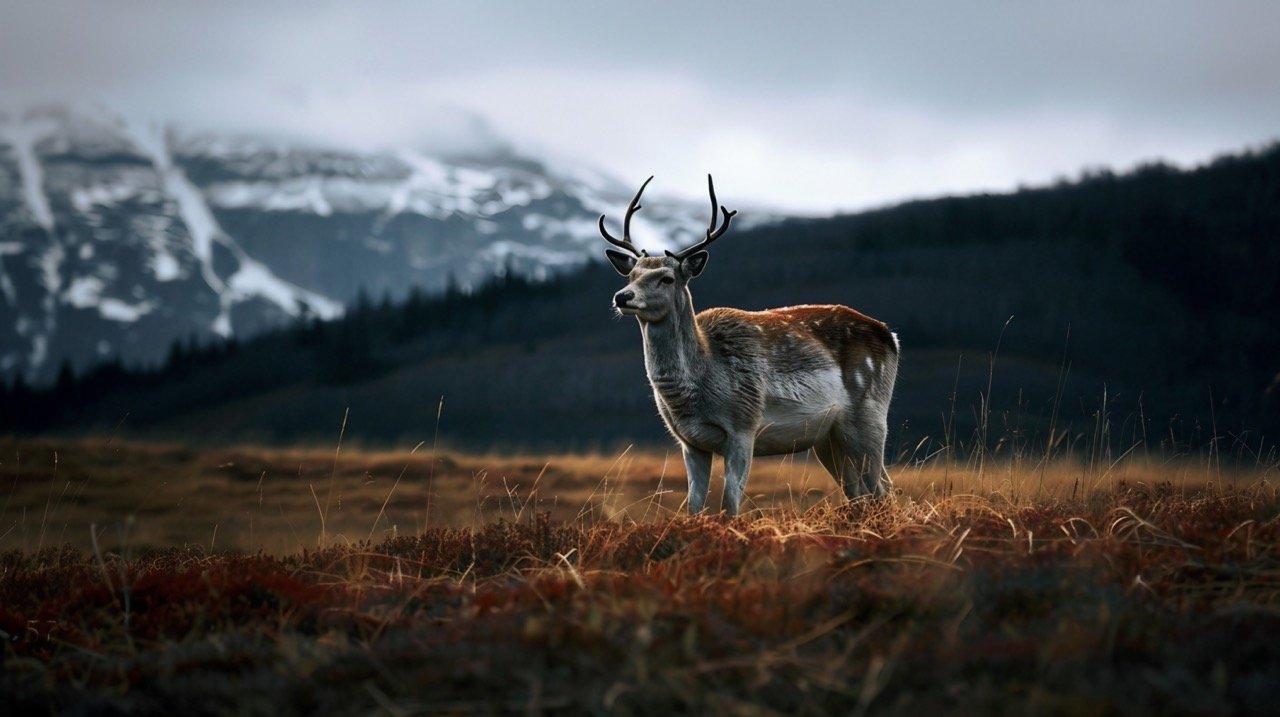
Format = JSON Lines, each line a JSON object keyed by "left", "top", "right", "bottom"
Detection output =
{"left": 606, "top": 249, "right": 636, "bottom": 276}
{"left": 683, "top": 250, "right": 709, "bottom": 278}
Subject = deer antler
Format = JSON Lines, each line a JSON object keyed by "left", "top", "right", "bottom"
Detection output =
{"left": 598, "top": 175, "right": 654, "bottom": 257}
{"left": 667, "top": 174, "right": 737, "bottom": 260}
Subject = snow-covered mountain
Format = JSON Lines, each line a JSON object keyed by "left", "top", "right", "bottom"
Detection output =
{"left": 0, "top": 105, "right": 741, "bottom": 382}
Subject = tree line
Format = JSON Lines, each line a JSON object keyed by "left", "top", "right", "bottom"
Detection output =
{"left": 2, "top": 143, "right": 1277, "bottom": 446}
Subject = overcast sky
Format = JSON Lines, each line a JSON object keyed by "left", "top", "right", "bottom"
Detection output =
{"left": 2, "top": 1, "right": 1278, "bottom": 213}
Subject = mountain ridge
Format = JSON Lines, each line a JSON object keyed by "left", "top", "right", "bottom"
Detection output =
{"left": 0, "top": 104, "right": 735, "bottom": 382}
{"left": 5, "top": 140, "right": 1278, "bottom": 449}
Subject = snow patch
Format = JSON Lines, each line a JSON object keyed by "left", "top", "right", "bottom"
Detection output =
{"left": 212, "top": 313, "right": 232, "bottom": 338}
{"left": 302, "top": 180, "right": 331, "bottom": 216}
{"left": 40, "top": 243, "right": 64, "bottom": 294}
{"left": 120, "top": 117, "right": 223, "bottom": 291}
{"left": 98, "top": 298, "right": 154, "bottom": 322}
{"left": 151, "top": 253, "right": 181, "bottom": 281}
{"left": 206, "top": 177, "right": 396, "bottom": 214}
{"left": 30, "top": 334, "right": 48, "bottom": 368}
{"left": 0, "top": 242, "right": 20, "bottom": 304}
{"left": 124, "top": 213, "right": 182, "bottom": 281}
{"left": 392, "top": 150, "right": 498, "bottom": 218}
{"left": 63, "top": 275, "right": 154, "bottom": 322}
{"left": 227, "top": 258, "right": 343, "bottom": 320}
{"left": 483, "top": 240, "right": 584, "bottom": 267}
{"left": 495, "top": 184, "right": 542, "bottom": 208}
{"left": 71, "top": 182, "right": 137, "bottom": 213}
{"left": 160, "top": 162, "right": 220, "bottom": 270}
{"left": 197, "top": 150, "right": 554, "bottom": 225}
{"left": 0, "top": 119, "right": 58, "bottom": 231}
{"left": 0, "top": 267, "right": 14, "bottom": 306}
{"left": 525, "top": 215, "right": 599, "bottom": 243}
{"left": 208, "top": 177, "right": 344, "bottom": 215}
{"left": 64, "top": 276, "right": 105, "bottom": 308}
{"left": 120, "top": 116, "right": 342, "bottom": 334}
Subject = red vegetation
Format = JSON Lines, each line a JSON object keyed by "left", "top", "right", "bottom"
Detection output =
{"left": 3, "top": 484, "right": 1279, "bottom": 714}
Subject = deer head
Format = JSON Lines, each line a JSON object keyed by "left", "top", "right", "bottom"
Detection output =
{"left": 603, "top": 175, "right": 737, "bottom": 322}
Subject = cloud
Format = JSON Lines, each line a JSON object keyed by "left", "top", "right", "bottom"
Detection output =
{"left": 3, "top": 1, "right": 1278, "bottom": 212}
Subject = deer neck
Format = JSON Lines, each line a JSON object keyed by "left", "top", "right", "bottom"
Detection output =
{"left": 639, "top": 291, "right": 705, "bottom": 391}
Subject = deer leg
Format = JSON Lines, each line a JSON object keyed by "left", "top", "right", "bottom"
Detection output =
{"left": 681, "top": 443, "right": 713, "bottom": 514}
{"left": 815, "top": 421, "right": 890, "bottom": 500}
{"left": 813, "top": 432, "right": 866, "bottom": 499}
{"left": 812, "top": 437, "right": 845, "bottom": 493}
{"left": 721, "top": 435, "right": 754, "bottom": 516}
{"left": 840, "top": 419, "right": 891, "bottom": 498}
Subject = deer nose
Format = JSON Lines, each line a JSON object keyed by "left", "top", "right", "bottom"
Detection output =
{"left": 614, "top": 290, "right": 635, "bottom": 308}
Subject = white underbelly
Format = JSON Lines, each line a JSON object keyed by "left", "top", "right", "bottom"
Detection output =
{"left": 754, "top": 368, "right": 848, "bottom": 455}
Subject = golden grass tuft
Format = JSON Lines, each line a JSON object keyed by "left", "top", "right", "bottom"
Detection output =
{"left": 1, "top": 436, "right": 1273, "bottom": 555}
{"left": 1, "top": 441, "right": 1277, "bottom": 714}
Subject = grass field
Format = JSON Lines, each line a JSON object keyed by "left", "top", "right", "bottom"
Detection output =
{"left": 2, "top": 437, "right": 1279, "bottom": 714}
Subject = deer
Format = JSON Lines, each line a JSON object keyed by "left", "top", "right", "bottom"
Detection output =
{"left": 602, "top": 175, "right": 899, "bottom": 515}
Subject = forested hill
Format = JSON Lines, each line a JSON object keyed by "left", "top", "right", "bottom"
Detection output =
{"left": 5, "top": 143, "right": 1279, "bottom": 452}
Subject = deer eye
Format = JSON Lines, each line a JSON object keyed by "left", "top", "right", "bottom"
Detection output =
{"left": 660, "top": 276, "right": 675, "bottom": 285}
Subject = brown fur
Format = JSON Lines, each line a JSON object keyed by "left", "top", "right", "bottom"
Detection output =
{"left": 613, "top": 257, "right": 899, "bottom": 514}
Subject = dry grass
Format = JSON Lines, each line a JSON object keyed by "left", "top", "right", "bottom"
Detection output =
{"left": 2, "top": 436, "right": 1270, "bottom": 554}
{"left": 2, "top": 436, "right": 1279, "bottom": 714}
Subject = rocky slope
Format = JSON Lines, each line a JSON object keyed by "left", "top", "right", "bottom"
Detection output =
{"left": 0, "top": 105, "right": 730, "bottom": 382}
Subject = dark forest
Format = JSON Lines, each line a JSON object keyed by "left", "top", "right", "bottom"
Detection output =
{"left": 4, "top": 144, "right": 1278, "bottom": 454}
